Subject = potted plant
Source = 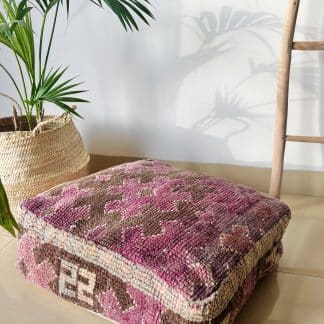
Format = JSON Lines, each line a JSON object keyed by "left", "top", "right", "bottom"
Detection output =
{"left": 0, "top": 0, "right": 154, "bottom": 223}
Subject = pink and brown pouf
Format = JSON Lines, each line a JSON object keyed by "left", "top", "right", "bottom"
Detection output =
{"left": 16, "top": 160, "right": 290, "bottom": 323}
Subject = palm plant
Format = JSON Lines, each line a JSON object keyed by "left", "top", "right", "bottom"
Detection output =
{"left": 0, "top": 0, "right": 154, "bottom": 130}
{"left": 0, "top": 0, "right": 153, "bottom": 236}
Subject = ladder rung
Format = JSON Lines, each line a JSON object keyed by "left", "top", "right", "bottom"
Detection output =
{"left": 286, "top": 135, "right": 324, "bottom": 144}
{"left": 292, "top": 41, "right": 324, "bottom": 50}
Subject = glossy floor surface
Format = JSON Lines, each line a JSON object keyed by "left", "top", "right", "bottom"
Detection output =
{"left": 0, "top": 195, "right": 323, "bottom": 324}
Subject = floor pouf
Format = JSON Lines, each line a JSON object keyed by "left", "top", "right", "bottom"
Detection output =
{"left": 16, "top": 160, "right": 290, "bottom": 324}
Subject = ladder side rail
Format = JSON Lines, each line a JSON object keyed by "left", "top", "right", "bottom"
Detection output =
{"left": 269, "top": 0, "right": 301, "bottom": 198}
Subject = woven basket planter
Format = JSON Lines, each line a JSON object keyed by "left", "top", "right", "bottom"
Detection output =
{"left": 0, "top": 114, "right": 90, "bottom": 214}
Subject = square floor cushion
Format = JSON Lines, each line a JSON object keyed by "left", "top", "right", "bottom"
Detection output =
{"left": 16, "top": 160, "right": 290, "bottom": 324}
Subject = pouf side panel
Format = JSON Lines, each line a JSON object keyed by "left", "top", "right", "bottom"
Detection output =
{"left": 16, "top": 231, "right": 283, "bottom": 324}
{"left": 16, "top": 205, "right": 290, "bottom": 322}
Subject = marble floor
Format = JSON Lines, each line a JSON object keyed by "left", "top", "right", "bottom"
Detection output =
{"left": 0, "top": 195, "right": 323, "bottom": 324}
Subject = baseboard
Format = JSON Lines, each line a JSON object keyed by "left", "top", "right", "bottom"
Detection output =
{"left": 89, "top": 154, "right": 324, "bottom": 197}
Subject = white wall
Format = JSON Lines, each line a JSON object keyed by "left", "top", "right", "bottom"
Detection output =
{"left": 1, "top": 0, "right": 324, "bottom": 171}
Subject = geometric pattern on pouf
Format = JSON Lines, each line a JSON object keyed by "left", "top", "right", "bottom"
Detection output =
{"left": 16, "top": 160, "right": 290, "bottom": 324}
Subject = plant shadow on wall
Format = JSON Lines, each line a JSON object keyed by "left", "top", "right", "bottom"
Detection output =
{"left": 86, "top": 4, "right": 321, "bottom": 165}
{"left": 87, "top": 5, "right": 285, "bottom": 159}
{"left": 167, "top": 5, "right": 283, "bottom": 110}
{"left": 191, "top": 7, "right": 321, "bottom": 167}
{"left": 171, "top": 6, "right": 283, "bottom": 162}
{"left": 193, "top": 57, "right": 319, "bottom": 164}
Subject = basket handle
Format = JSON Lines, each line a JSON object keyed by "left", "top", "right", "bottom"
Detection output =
{"left": 32, "top": 106, "right": 76, "bottom": 135}
{"left": 0, "top": 93, "right": 23, "bottom": 130}
{"left": 32, "top": 113, "right": 69, "bottom": 135}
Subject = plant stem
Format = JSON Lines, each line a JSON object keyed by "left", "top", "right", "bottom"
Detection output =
{"left": 41, "top": 1, "right": 60, "bottom": 80}
{"left": 0, "top": 63, "right": 33, "bottom": 130}
{"left": 0, "top": 63, "right": 26, "bottom": 108}
{"left": 14, "top": 54, "right": 30, "bottom": 111}
{"left": 37, "top": 11, "right": 49, "bottom": 121}
{"left": 38, "top": 12, "right": 48, "bottom": 82}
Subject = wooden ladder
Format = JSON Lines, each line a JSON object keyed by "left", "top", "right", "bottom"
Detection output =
{"left": 269, "top": 0, "right": 324, "bottom": 198}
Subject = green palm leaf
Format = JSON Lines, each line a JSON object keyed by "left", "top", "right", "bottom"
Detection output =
{"left": 0, "top": 0, "right": 35, "bottom": 77}
{"left": 32, "top": 0, "right": 154, "bottom": 30}
{"left": 96, "top": 0, "right": 154, "bottom": 30}
{"left": 0, "top": 179, "right": 19, "bottom": 237}
{"left": 28, "top": 66, "right": 88, "bottom": 118}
